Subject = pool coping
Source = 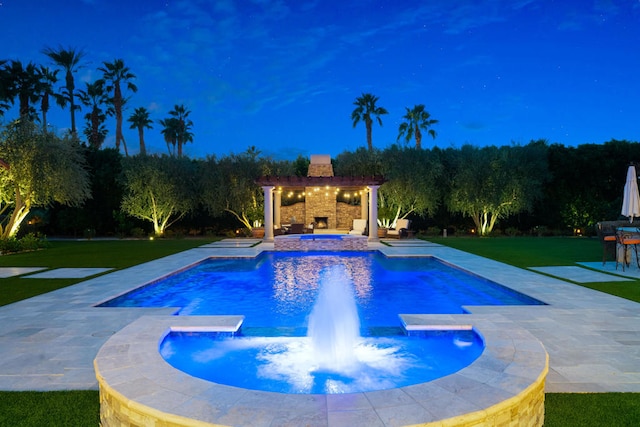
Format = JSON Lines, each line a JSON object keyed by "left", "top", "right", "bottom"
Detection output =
{"left": 0, "top": 238, "right": 638, "bottom": 395}
{"left": 94, "top": 313, "right": 548, "bottom": 426}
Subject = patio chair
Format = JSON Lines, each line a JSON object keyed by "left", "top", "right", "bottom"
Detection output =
{"left": 615, "top": 228, "right": 640, "bottom": 271}
{"left": 349, "top": 219, "right": 367, "bottom": 235}
{"left": 596, "top": 222, "right": 617, "bottom": 265}
{"left": 387, "top": 219, "right": 411, "bottom": 239}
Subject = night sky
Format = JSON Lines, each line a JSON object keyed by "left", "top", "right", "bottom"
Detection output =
{"left": 2, "top": 0, "right": 639, "bottom": 159}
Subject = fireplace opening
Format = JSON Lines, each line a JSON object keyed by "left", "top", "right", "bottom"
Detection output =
{"left": 314, "top": 217, "right": 328, "bottom": 229}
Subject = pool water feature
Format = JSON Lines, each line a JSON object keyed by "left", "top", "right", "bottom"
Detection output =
{"left": 159, "top": 265, "right": 484, "bottom": 394}
{"left": 95, "top": 248, "right": 549, "bottom": 426}
{"left": 100, "top": 251, "right": 545, "bottom": 329}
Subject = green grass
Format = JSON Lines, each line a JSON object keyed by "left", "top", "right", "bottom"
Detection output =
{"left": 545, "top": 393, "right": 640, "bottom": 426}
{"left": 0, "top": 391, "right": 99, "bottom": 427}
{"left": 1, "top": 237, "right": 639, "bottom": 426}
{"left": 429, "top": 236, "right": 640, "bottom": 303}
{"left": 0, "top": 239, "right": 212, "bottom": 307}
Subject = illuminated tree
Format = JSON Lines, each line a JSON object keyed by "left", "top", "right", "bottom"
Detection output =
{"left": 397, "top": 104, "right": 438, "bottom": 149}
{"left": 99, "top": 59, "right": 137, "bottom": 156}
{"left": 0, "top": 121, "right": 90, "bottom": 238}
{"left": 120, "top": 154, "right": 198, "bottom": 236}
{"left": 351, "top": 93, "right": 388, "bottom": 151}
{"left": 445, "top": 142, "right": 549, "bottom": 236}
{"left": 42, "top": 45, "right": 86, "bottom": 137}
{"left": 200, "top": 147, "right": 268, "bottom": 231}
{"left": 378, "top": 145, "right": 443, "bottom": 226}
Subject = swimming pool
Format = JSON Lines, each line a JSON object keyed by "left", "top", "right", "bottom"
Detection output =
{"left": 99, "top": 251, "right": 544, "bottom": 330}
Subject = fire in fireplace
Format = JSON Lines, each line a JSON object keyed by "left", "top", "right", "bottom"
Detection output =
{"left": 314, "top": 217, "right": 328, "bottom": 229}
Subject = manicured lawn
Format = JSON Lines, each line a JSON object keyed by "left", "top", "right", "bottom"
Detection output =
{"left": 1, "top": 236, "right": 639, "bottom": 426}
{"left": 0, "top": 391, "right": 99, "bottom": 427}
{"left": 0, "top": 239, "right": 213, "bottom": 307}
{"left": 545, "top": 393, "right": 640, "bottom": 426}
{"left": 429, "top": 236, "right": 640, "bottom": 303}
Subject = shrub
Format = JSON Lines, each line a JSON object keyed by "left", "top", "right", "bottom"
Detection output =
{"left": 130, "top": 227, "right": 146, "bottom": 238}
{"left": 0, "top": 233, "right": 48, "bottom": 254}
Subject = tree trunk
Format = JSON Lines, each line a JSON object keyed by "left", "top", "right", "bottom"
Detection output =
{"left": 365, "top": 119, "right": 373, "bottom": 151}
{"left": 4, "top": 185, "right": 30, "bottom": 238}
{"left": 138, "top": 127, "right": 146, "bottom": 155}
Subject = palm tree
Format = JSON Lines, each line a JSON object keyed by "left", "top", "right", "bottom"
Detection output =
{"left": 351, "top": 93, "right": 388, "bottom": 151}
{"left": 36, "top": 66, "right": 58, "bottom": 132}
{"left": 127, "top": 107, "right": 153, "bottom": 155}
{"left": 0, "top": 60, "right": 11, "bottom": 116}
{"left": 2, "top": 60, "right": 41, "bottom": 120}
{"left": 397, "top": 104, "right": 438, "bottom": 149}
{"left": 168, "top": 104, "right": 193, "bottom": 157}
{"left": 99, "top": 59, "right": 138, "bottom": 156}
{"left": 78, "top": 80, "right": 110, "bottom": 149}
{"left": 42, "top": 46, "right": 86, "bottom": 137}
{"left": 159, "top": 117, "right": 179, "bottom": 156}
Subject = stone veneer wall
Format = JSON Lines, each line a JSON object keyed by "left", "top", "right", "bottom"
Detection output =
{"left": 274, "top": 235, "right": 368, "bottom": 251}
{"left": 304, "top": 188, "right": 337, "bottom": 228}
{"left": 337, "top": 203, "right": 362, "bottom": 229}
{"left": 96, "top": 351, "right": 546, "bottom": 427}
{"left": 280, "top": 202, "right": 305, "bottom": 225}
{"left": 280, "top": 202, "right": 361, "bottom": 229}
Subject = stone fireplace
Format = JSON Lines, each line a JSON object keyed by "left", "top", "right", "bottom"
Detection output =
{"left": 305, "top": 155, "right": 337, "bottom": 229}
{"left": 314, "top": 217, "right": 329, "bottom": 229}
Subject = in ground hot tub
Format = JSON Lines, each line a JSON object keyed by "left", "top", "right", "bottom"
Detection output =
{"left": 274, "top": 233, "right": 367, "bottom": 251}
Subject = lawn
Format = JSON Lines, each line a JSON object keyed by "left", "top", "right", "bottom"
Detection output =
{"left": 1, "top": 236, "right": 638, "bottom": 426}
{"left": 0, "top": 239, "right": 211, "bottom": 307}
{"left": 429, "top": 236, "right": 640, "bottom": 303}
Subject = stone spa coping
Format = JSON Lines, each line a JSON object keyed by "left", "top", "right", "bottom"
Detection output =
{"left": 94, "top": 313, "right": 548, "bottom": 426}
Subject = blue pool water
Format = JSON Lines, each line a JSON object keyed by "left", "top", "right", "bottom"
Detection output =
{"left": 160, "top": 329, "right": 484, "bottom": 394}
{"left": 100, "top": 251, "right": 544, "bottom": 331}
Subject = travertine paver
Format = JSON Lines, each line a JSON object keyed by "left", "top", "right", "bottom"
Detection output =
{"left": 0, "top": 267, "right": 46, "bottom": 278}
{"left": 0, "top": 238, "right": 638, "bottom": 394}
{"left": 528, "top": 266, "right": 632, "bottom": 283}
{"left": 23, "top": 267, "right": 113, "bottom": 279}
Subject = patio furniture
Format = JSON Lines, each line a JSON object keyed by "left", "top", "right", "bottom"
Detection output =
{"left": 596, "top": 222, "right": 617, "bottom": 265}
{"left": 287, "top": 223, "right": 306, "bottom": 234}
{"left": 387, "top": 219, "right": 412, "bottom": 239}
{"left": 615, "top": 227, "right": 640, "bottom": 271}
{"left": 349, "top": 219, "right": 367, "bottom": 235}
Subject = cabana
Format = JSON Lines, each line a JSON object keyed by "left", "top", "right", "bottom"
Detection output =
{"left": 255, "top": 155, "right": 385, "bottom": 242}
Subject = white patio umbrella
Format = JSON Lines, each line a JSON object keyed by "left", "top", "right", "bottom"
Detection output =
{"left": 621, "top": 165, "right": 640, "bottom": 222}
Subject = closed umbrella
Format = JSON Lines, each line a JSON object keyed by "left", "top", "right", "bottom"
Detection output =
{"left": 621, "top": 165, "right": 640, "bottom": 222}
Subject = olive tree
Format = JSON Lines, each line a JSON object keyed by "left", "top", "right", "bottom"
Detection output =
{"left": 378, "top": 145, "right": 443, "bottom": 227}
{"left": 0, "top": 121, "right": 91, "bottom": 238}
{"left": 120, "top": 154, "right": 199, "bottom": 236}
{"left": 200, "top": 148, "right": 269, "bottom": 231}
{"left": 445, "top": 141, "right": 549, "bottom": 236}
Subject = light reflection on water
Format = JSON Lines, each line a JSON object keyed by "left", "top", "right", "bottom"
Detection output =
{"left": 99, "top": 251, "right": 544, "bottom": 329}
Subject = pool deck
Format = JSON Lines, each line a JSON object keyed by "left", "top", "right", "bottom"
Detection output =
{"left": 0, "top": 238, "right": 639, "bottom": 394}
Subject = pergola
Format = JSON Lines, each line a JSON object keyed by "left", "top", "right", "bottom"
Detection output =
{"left": 255, "top": 174, "right": 386, "bottom": 242}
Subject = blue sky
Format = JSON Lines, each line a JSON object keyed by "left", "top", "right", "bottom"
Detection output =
{"left": 1, "top": 0, "right": 639, "bottom": 159}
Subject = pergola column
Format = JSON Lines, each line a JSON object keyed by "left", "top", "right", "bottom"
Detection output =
{"left": 361, "top": 189, "right": 368, "bottom": 220}
{"left": 274, "top": 189, "right": 282, "bottom": 228}
{"left": 368, "top": 185, "right": 379, "bottom": 241}
{"left": 262, "top": 186, "right": 274, "bottom": 242}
